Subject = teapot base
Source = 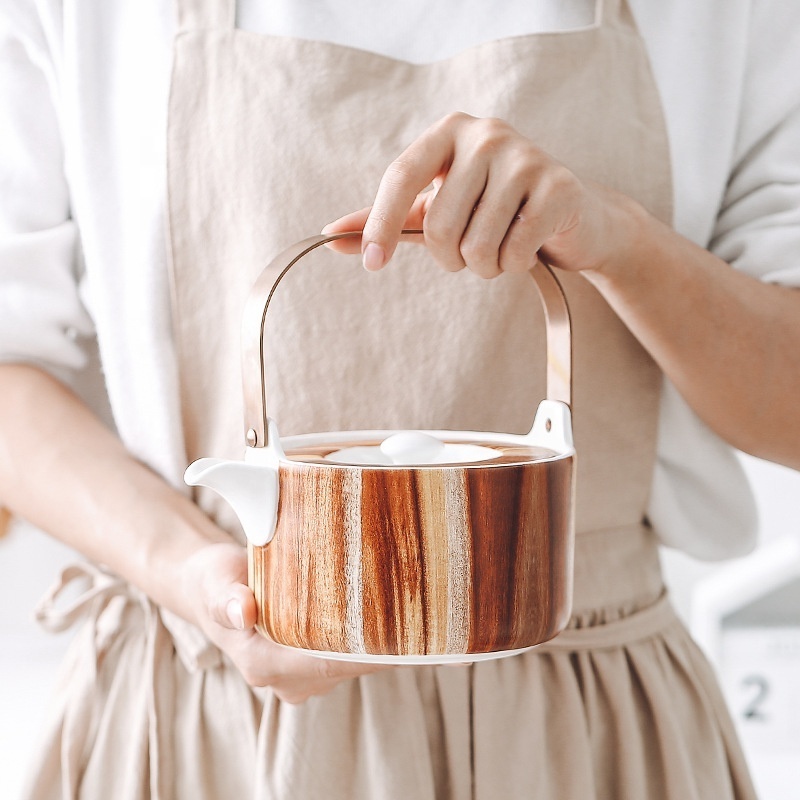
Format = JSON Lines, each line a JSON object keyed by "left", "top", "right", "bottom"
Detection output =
{"left": 279, "top": 643, "right": 541, "bottom": 665}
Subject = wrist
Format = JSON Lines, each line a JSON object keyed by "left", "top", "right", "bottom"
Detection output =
{"left": 140, "top": 507, "right": 212, "bottom": 625}
{"left": 583, "top": 186, "right": 652, "bottom": 286}
{"left": 99, "top": 460, "right": 231, "bottom": 623}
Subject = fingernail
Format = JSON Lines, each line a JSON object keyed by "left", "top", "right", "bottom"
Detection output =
{"left": 227, "top": 599, "right": 245, "bottom": 630}
{"left": 362, "top": 242, "right": 385, "bottom": 271}
{"left": 321, "top": 222, "right": 332, "bottom": 233}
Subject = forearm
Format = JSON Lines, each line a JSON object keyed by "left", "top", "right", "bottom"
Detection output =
{"left": 0, "top": 363, "right": 229, "bottom": 623}
{"left": 587, "top": 197, "right": 800, "bottom": 469}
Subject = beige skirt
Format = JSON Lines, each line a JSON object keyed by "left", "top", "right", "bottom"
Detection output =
{"left": 22, "top": 529, "right": 757, "bottom": 800}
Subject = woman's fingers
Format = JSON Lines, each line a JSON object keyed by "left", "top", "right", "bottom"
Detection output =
{"left": 321, "top": 207, "right": 371, "bottom": 253}
{"left": 187, "top": 542, "right": 258, "bottom": 631}
{"left": 323, "top": 113, "right": 605, "bottom": 279}
{"left": 498, "top": 205, "right": 542, "bottom": 274}
{"left": 268, "top": 654, "right": 388, "bottom": 704}
{"left": 229, "top": 631, "right": 389, "bottom": 703}
{"left": 185, "top": 541, "right": 389, "bottom": 702}
{"left": 360, "top": 112, "right": 471, "bottom": 269}
{"left": 217, "top": 583, "right": 258, "bottom": 631}
{"left": 322, "top": 193, "right": 432, "bottom": 260}
{"left": 457, "top": 163, "right": 533, "bottom": 279}
{"left": 420, "top": 166, "right": 480, "bottom": 272}
{"left": 498, "top": 173, "right": 578, "bottom": 274}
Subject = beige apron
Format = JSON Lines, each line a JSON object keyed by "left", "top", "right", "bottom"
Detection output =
{"left": 24, "top": 1, "right": 757, "bottom": 798}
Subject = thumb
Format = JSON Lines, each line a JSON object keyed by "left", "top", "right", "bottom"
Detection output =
{"left": 208, "top": 581, "right": 258, "bottom": 631}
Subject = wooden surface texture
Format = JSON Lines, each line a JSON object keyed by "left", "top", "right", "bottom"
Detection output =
{"left": 250, "top": 455, "right": 574, "bottom": 656}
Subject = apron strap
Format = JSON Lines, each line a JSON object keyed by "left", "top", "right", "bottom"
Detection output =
{"left": 175, "top": 0, "right": 236, "bottom": 34}
{"left": 599, "top": 0, "right": 636, "bottom": 28}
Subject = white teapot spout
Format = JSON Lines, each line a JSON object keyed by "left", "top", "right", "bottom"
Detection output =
{"left": 184, "top": 458, "right": 279, "bottom": 546}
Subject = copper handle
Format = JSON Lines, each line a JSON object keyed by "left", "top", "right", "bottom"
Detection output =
{"left": 242, "top": 231, "right": 572, "bottom": 447}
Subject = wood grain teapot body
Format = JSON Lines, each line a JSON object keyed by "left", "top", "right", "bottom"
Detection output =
{"left": 186, "top": 232, "right": 576, "bottom": 664}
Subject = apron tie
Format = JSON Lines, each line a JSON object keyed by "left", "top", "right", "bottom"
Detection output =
{"left": 539, "top": 591, "right": 678, "bottom": 652}
{"left": 34, "top": 561, "right": 222, "bottom": 671}
{"left": 34, "top": 561, "right": 224, "bottom": 798}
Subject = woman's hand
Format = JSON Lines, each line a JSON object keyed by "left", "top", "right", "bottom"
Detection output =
{"left": 325, "top": 113, "right": 800, "bottom": 468}
{"left": 323, "top": 112, "right": 640, "bottom": 278}
{"left": 181, "top": 542, "right": 386, "bottom": 704}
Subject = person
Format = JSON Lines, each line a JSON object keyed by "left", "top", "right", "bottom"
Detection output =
{"left": 1, "top": 0, "right": 798, "bottom": 797}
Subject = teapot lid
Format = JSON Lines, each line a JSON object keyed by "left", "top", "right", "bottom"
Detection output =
{"left": 324, "top": 431, "right": 501, "bottom": 467}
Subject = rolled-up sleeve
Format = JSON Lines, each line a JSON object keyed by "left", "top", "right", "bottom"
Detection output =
{"left": 709, "top": 0, "right": 800, "bottom": 287}
{"left": 649, "top": 0, "right": 800, "bottom": 561}
{"left": 0, "top": 6, "right": 94, "bottom": 377}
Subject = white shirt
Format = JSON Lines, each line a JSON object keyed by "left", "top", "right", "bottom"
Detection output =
{"left": 2, "top": 0, "right": 799, "bottom": 559}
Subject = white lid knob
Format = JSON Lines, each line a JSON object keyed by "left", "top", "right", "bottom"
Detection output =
{"left": 380, "top": 432, "right": 445, "bottom": 465}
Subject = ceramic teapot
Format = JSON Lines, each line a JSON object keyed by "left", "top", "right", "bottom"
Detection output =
{"left": 185, "top": 232, "right": 576, "bottom": 664}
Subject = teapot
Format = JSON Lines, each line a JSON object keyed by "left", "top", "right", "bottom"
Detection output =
{"left": 186, "top": 232, "right": 575, "bottom": 664}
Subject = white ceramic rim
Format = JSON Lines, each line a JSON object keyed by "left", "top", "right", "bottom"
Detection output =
{"left": 276, "top": 428, "right": 572, "bottom": 469}
{"left": 286, "top": 642, "right": 541, "bottom": 665}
